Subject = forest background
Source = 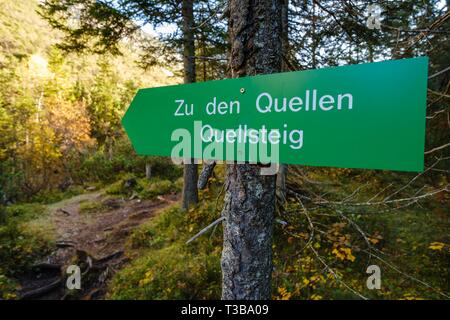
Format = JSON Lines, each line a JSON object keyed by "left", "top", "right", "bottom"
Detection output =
{"left": 0, "top": 0, "right": 448, "bottom": 300}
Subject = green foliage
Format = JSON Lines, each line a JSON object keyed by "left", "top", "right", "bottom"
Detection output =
{"left": 0, "top": 0, "right": 180, "bottom": 202}
{"left": 78, "top": 139, "right": 182, "bottom": 185}
{"left": 0, "top": 219, "right": 54, "bottom": 276}
{"left": 105, "top": 173, "right": 140, "bottom": 196}
{"left": 39, "top": 0, "right": 228, "bottom": 75}
{"left": 5, "top": 203, "right": 47, "bottom": 222}
{"left": 174, "top": 177, "right": 184, "bottom": 192}
{"left": 270, "top": 167, "right": 450, "bottom": 300}
{"left": 0, "top": 200, "right": 55, "bottom": 299}
{"left": 108, "top": 181, "right": 224, "bottom": 299}
{"left": 30, "top": 185, "right": 85, "bottom": 204}
{"left": 0, "top": 272, "right": 18, "bottom": 300}
{"left": 109, "top": 243, "right": 221, "bottom": 299}
{"left": 108, "top": 165, "right": 449, "bottom": 300}
{"left": 79, "top": 200, "right": 107, "bottom": 215}
{"left": 106, "top": 174, "right": 179, "bottom": 201}
{"left": 138, "top": 180, "right": 175, "bottom": 200}
{"left": 1, "top": 0, "right": 448, "bottom": 301}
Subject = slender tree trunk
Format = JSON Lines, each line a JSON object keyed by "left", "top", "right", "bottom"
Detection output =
{"left": 277, "top": 0, "right": 289, "bottom": 202}
{"left": 181, "top": 0, "right": 198, "bottom": 210}
{"left": 221, "top": 0, "right": 281, "bottom": 300}
{"left": 145, "top": 162, "right": 152, "bottom": 180}
{"left": 311, "top": 1, "right": 317, "bottom": 69}
{"left": 107, "top": 138, "right": 114, "bottom": 161}
{"left": 276, "top": 163, "right": 287, "bottom": 202}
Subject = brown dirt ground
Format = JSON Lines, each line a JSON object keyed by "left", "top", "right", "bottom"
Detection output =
{"left": 19, "top": 190, "right": 179, "bottom": 299}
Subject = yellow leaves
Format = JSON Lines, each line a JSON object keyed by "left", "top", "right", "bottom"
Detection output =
{"left": 332, "top": 222, "right": 346, "bottom": 230}
{"left": 368, "top": 232, "right": 383, "bottom": 245}
{"left": 326, "top": 222, "right": 352, "bottom": 247}
{"left": 276, "top": 287, "right": 292, "bottom": 300}
{"left": 428, "top": 242, "right": 446, "bottom": 251}
{"left": 328, "top": 222, "right": 356, "bottom": 262}
{"left": 301, "top": 256, "right": 314, "bottom": 266}
{"left": 285, "top": 265, "right": 296, "bottom": 273}
{"left": 297, "top": 232, "right": 309, "bottom": 240}
{"left": 310, "top": 294, "right": 322, "bottom": 300}
{"left": 310, "top": 274, "right": 323, "bottom": 283}
{"left": 3, "top": 293, "right": 17, "bottom": 300}
{"left": 301, "top": 274, "right": 326, "bottom": 290}
{"left": 326, "top": 272, "right": 335, "bottom": 281}
{"left": 332, "top": 247, "right": 355, "bottom": 262}
{"left": 332, "top": 248, "right": 345, "bottom": 260}
{"left": 138, "top": 270, "right": 154, "bottom": 287}
{"left": 401, "top": 294, "right": 424, "bottom": 300}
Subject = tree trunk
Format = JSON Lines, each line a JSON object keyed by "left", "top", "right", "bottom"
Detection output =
{"left": 281, "top": 0, "right": 289, "bottom": 71}
{"left": 311, "top": 1, "right": 317, "bottom": 69}
{"left": 221, "top": 0, "right": 281, "bottom": 300}
{"left": 182, "top": 0, "right": 196, "bottom": 84}
{"left": 181, "top": 0, "right": 198, "bottom": 210}
{"left": 276, "top": 163, "right": 287, "bottom": 202}
{"left": 145, "top": 162, "right": 152, "bottom": 180}
{"left": 277, "top": 0, "right": 289, "bottom": 202}
{"left": 182, "top": 162, "right": 198, "bottom": 209}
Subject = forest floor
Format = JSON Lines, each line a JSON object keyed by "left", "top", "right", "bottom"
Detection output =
{"left": 17, "top": 190, "right": 179, "bottom": 300}
{"left": 3, "top": 169, "right": 448, "bottom": 300}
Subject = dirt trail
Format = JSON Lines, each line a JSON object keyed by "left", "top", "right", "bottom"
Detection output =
{"left": 19, "top": 191, "right": 179, "bottom": 300}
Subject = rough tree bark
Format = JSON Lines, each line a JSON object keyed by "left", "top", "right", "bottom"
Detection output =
{"left": 221, "top": 0, "right": 281, "bottom": 300}
{"left": 181, "top": 0, "right": 198, "bottom": 210}
{"left": 277, "top": 0, "right": 289, "bottom": 203}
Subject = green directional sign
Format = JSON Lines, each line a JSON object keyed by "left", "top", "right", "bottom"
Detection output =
{"left": 122, "top": 57, "right": 428, "bottom": 172}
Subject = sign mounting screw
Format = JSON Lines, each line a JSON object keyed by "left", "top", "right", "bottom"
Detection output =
{"left": 240, "top": 88, "right": 245, "bottom": 94}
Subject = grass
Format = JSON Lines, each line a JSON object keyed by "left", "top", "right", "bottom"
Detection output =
{"left": 108, "top": 166, "right": 449, "bottom": 300}
{"left": 106, "top": 174, "right": 181, "bottom": 200}
{"left": 0, "top": 165, "right": 447, "bottom": 300}
{"left": 272, "top": 167, "right": 449, "bottom": 300}
{"left": 108, "top": 181, "right": 224, "bottom": 300}
{"left": 30, "top": 185, "right": 86, "bottom": 204}
{"left": 0, "top": 202, "right": 56, "bottom": 299}
{"left": 79, "top": 200, "right": 107, "bottom": 215}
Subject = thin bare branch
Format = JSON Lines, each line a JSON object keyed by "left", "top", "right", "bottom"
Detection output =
{"left": 425, "top": 143, "right": 450, "bottom": 155}
{"left": 186, "top": 216, "right": 226, "bottom": 244}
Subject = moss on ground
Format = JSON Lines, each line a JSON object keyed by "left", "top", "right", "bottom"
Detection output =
{"left": 108, "top": 167, "right": 449, "bottom": 300}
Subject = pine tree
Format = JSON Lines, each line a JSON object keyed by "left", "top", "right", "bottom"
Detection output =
{"left": 221, "top": 0, "right": 282, "bottom": 300}
{"left": 181, "top": 0, "right": 199, "bottom": 209}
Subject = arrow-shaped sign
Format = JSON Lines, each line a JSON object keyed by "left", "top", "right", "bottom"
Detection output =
{"left": 122, "top": 57, "right": 428, "bottom": 172}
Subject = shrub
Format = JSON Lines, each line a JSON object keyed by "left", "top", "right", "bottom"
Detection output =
{"left": 0, "top": 272, "right": 17, "bottom": 299}
{"left": 106, "top": 174, "right": 140, "bottom": 196}
{"left": 173, "top": 177, "right": 183, "bottom": 192}
{"left": 5, "top": 203, "right": 47, "bottom": 222}
{"left": 79, "top": 200, "right": 107, "bottom": 215}
{"left": 0, "top": 220, "right": 54, "bottom": 275}
{"left": 108, "top": 244, "right": 221, "bottom": 300}
{"left": 30, "top": 185, "right": 85, "bottom": 204}
{"left": 138, "top": 179, "right": 174, "bottom": 200}
{"left": 109, "top": 203, "right": 223, "bottom": 299}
